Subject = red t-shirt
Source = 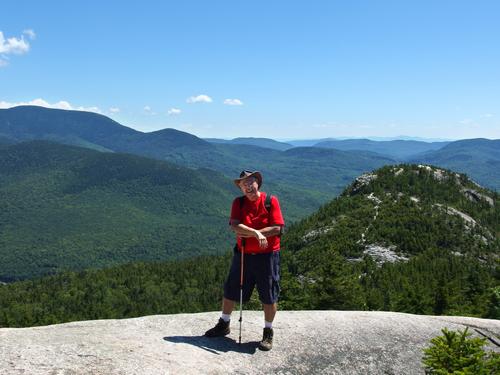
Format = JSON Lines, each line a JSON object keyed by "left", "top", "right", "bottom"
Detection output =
{"left": 229, "top": 192, "right": 285, "bottom": 253}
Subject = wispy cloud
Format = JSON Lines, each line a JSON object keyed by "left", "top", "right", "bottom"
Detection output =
{"left": 223, "top": 98, "right": 243, "bottom": 106}
{"left": 0, "top": 98, "right": 102, "bottom": 113}
{"left": 143, "top": 105, "right": 157, "bottom": 115}
{"left": 168, "top": 108, "right": 181, "bottom": 115}
{"left": 459, "top": 118, "right": 474, "bottom": 125}
{"left": 186, "top": 94, "right": 212, "bottom": 103}
{"left": 0, "top": 30, "right": 34, "bottom": 67}
{"left": 109, "top": 107, "right": 120, "bottom": 113}
{"left": 23, "top": 29, "right": 36, "bottom": 40}
{"left": 480, "top": 113, "right": 493, "bottom": 118}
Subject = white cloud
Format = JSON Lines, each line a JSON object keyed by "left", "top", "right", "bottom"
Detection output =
{"left": 312, "top": 122, "right": 345, "bottom": 129}
{"left": 82, "top": 106, "right": 101, "bottom": 113}
{"left": 168, "top": 108, "right": 181, "bottom": 115}
{"left": 143, "top": 105, "right": 157, "bottom": 115}
{"left": 0, "top": 31, "right": 30, "bottom": 54}
{"left": 109, "top": 107, "right": 120, "bottom": 113}
{"left": 0, "top": 30, "right": 34, "bottom": 67}
{"left": 0, "top": 98, "right": 101, "bottom": 113}
{"left": 23, "top": 29, "right": 36, "bottom": 40}
{"left": 223, "top": 98, "right": 243, "bottom": 106}
{"left": 459, "top": 118, "right": 474, "bottom": 125}
{"left": 480, "top": 113, "right": 493, "bottom": 118}
{"left": 186, "top": 94, "right": 212, "bottom": 103}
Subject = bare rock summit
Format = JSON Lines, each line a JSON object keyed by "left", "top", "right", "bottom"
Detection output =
{"left": 1, "top": 311, "right": 499, "bottom": 374}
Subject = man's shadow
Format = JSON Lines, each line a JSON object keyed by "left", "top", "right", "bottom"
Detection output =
{"left": 163, "top": 335, "right": 259, "bottom": 355}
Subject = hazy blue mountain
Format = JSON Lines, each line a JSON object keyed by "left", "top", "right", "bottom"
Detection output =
{"left": 287, "top": 138, "right": 333, "bottom": 147}
{"left": 286, "top": 136, "right": 451, "bottom": 146}
{"left": 0, "top": 136, "right": 15, "bottom": 148}
{"left": 411, "top": 138, "right": 500, "bottom": 190}
{"left": 315, "top": 139, "right": 450, "bottom": 159}
{"left": 360, "top": 136, "right": 452, "bottom": 142}
{"left": 204, "top": 137, "right": 294, "bottom": 151}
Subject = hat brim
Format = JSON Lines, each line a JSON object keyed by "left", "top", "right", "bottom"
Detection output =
{"left": 233, "top": 171, "right": 262, "bottom": 189}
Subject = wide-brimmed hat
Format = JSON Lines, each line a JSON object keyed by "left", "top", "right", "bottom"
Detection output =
{"left": 234, "top": 170, "right": 263, "bottom": 188}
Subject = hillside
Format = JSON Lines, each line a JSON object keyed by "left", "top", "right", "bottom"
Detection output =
{"left": 0, "top": 141, "right": 236, "bottom": 281}
{"left": 0, "top": 311, "right": 498, "bottom": 374}
{"left": 411, "top": 138, "right": 500, "bottom": 190}
{"left": 281, "top": 164, "right": 499, "bottom": 315}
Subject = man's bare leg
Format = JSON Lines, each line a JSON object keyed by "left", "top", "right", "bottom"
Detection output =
{"left": 263, "top": 303, "right": 277, "bottom": 323}
{"left": 222, "top": 297, "right": 235, "bottom": 315}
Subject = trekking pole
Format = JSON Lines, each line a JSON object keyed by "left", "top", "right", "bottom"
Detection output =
{"left": 239, "top": 239, "right": 245, "bottom": 345}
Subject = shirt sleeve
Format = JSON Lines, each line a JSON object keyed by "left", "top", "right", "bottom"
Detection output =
{"left": 229, "top": 198, "right": 241, "bottom": 226}
{"left": 269, "top": 196, "right": 285, "bottom": 226}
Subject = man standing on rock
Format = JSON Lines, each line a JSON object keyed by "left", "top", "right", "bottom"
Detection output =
{"left": 205, "top": 170, "right": 285, "bottom": 351}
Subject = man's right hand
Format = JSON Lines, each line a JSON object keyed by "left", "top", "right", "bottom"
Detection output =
{"left": 255, "top": 230, "right": 268, "bottom": 249}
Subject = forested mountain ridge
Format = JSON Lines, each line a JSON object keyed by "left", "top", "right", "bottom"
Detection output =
{"left": 0, "top": 138, "right": 390, "bottom": 281}
{"left": 0, "top": 140, "right": 237, "bottom": 281}
{"left": 1, "top": 164, "right": 498, "bottom": 327}
{"left": 280, "top": 164, "right": 499, "bottom": 315}
{"left": 411, "top": 138, "right": 500, "bottom": 190}
{"left": 0, "top": 105, "right": 210, "bottom": 154}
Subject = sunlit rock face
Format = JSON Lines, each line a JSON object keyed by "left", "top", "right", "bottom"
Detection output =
{"left": 1, "top": 311, "right": 499, "bottom": 375}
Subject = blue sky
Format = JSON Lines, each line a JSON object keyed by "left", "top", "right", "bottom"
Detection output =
{"left": 1, "top": 1, "right": 499, "bottom": 140}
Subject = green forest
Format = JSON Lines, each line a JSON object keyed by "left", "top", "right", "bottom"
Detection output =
{"left": 0, "top": 140, "right": 393, "bottom": 280}
{"left": 0, "top": 141, "right": 236, "bottom": 280}
{"left": 1, "top": 164, "right": 498, "bottom": 328}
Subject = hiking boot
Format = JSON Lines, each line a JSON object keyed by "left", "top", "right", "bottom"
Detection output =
{"left": 259, "top": 327, "right": 273, "bottom": 351}
{"left": 204, "top": 318, "right": 230, "bottom": 337}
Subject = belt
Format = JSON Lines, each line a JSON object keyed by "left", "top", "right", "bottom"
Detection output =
{"left": 241, "top": 251, "right": 274, "bottom": 255}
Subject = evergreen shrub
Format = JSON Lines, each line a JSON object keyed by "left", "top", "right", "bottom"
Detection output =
{"left": 422, "top": 328, "right": 500, "bottom": 374}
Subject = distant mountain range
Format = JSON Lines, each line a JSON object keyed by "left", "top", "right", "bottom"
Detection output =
{"left": 285, "top": 136, "right": 452, "bottom": 146}
{"left": 314, "top": 139, "right": 450, "bottom": 159}
{"left": 204, "top": 137, "right": 293, "bottom": 151}
{"left": 2, "top": 106, "right": 498, "bottom": 191}
{"left": 0, "top": 106, "right": 396, "bottom": 217}
{"left": 410, "top": 139, "right": 500, "bottom": 191}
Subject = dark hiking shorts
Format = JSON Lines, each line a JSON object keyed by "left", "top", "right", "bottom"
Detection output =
{"left": 224, "top": 249, "right": 280, "bottom": 305}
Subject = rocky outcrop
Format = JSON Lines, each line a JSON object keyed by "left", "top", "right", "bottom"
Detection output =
{"left": 362, "top": 244, "right": 409, "bottom": 265}
{"left": 1, "top": 311, "right": 499, "bottom": 375}
{"left": 462, "top": 188, "right": 495, "bottom": 207}
{"left": 351, "top": 173, "right": 378, "bottom": 192}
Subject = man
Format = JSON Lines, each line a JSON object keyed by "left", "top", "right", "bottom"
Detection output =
{"left": 205, "top": 170, "right": 285, "bottom": 351}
